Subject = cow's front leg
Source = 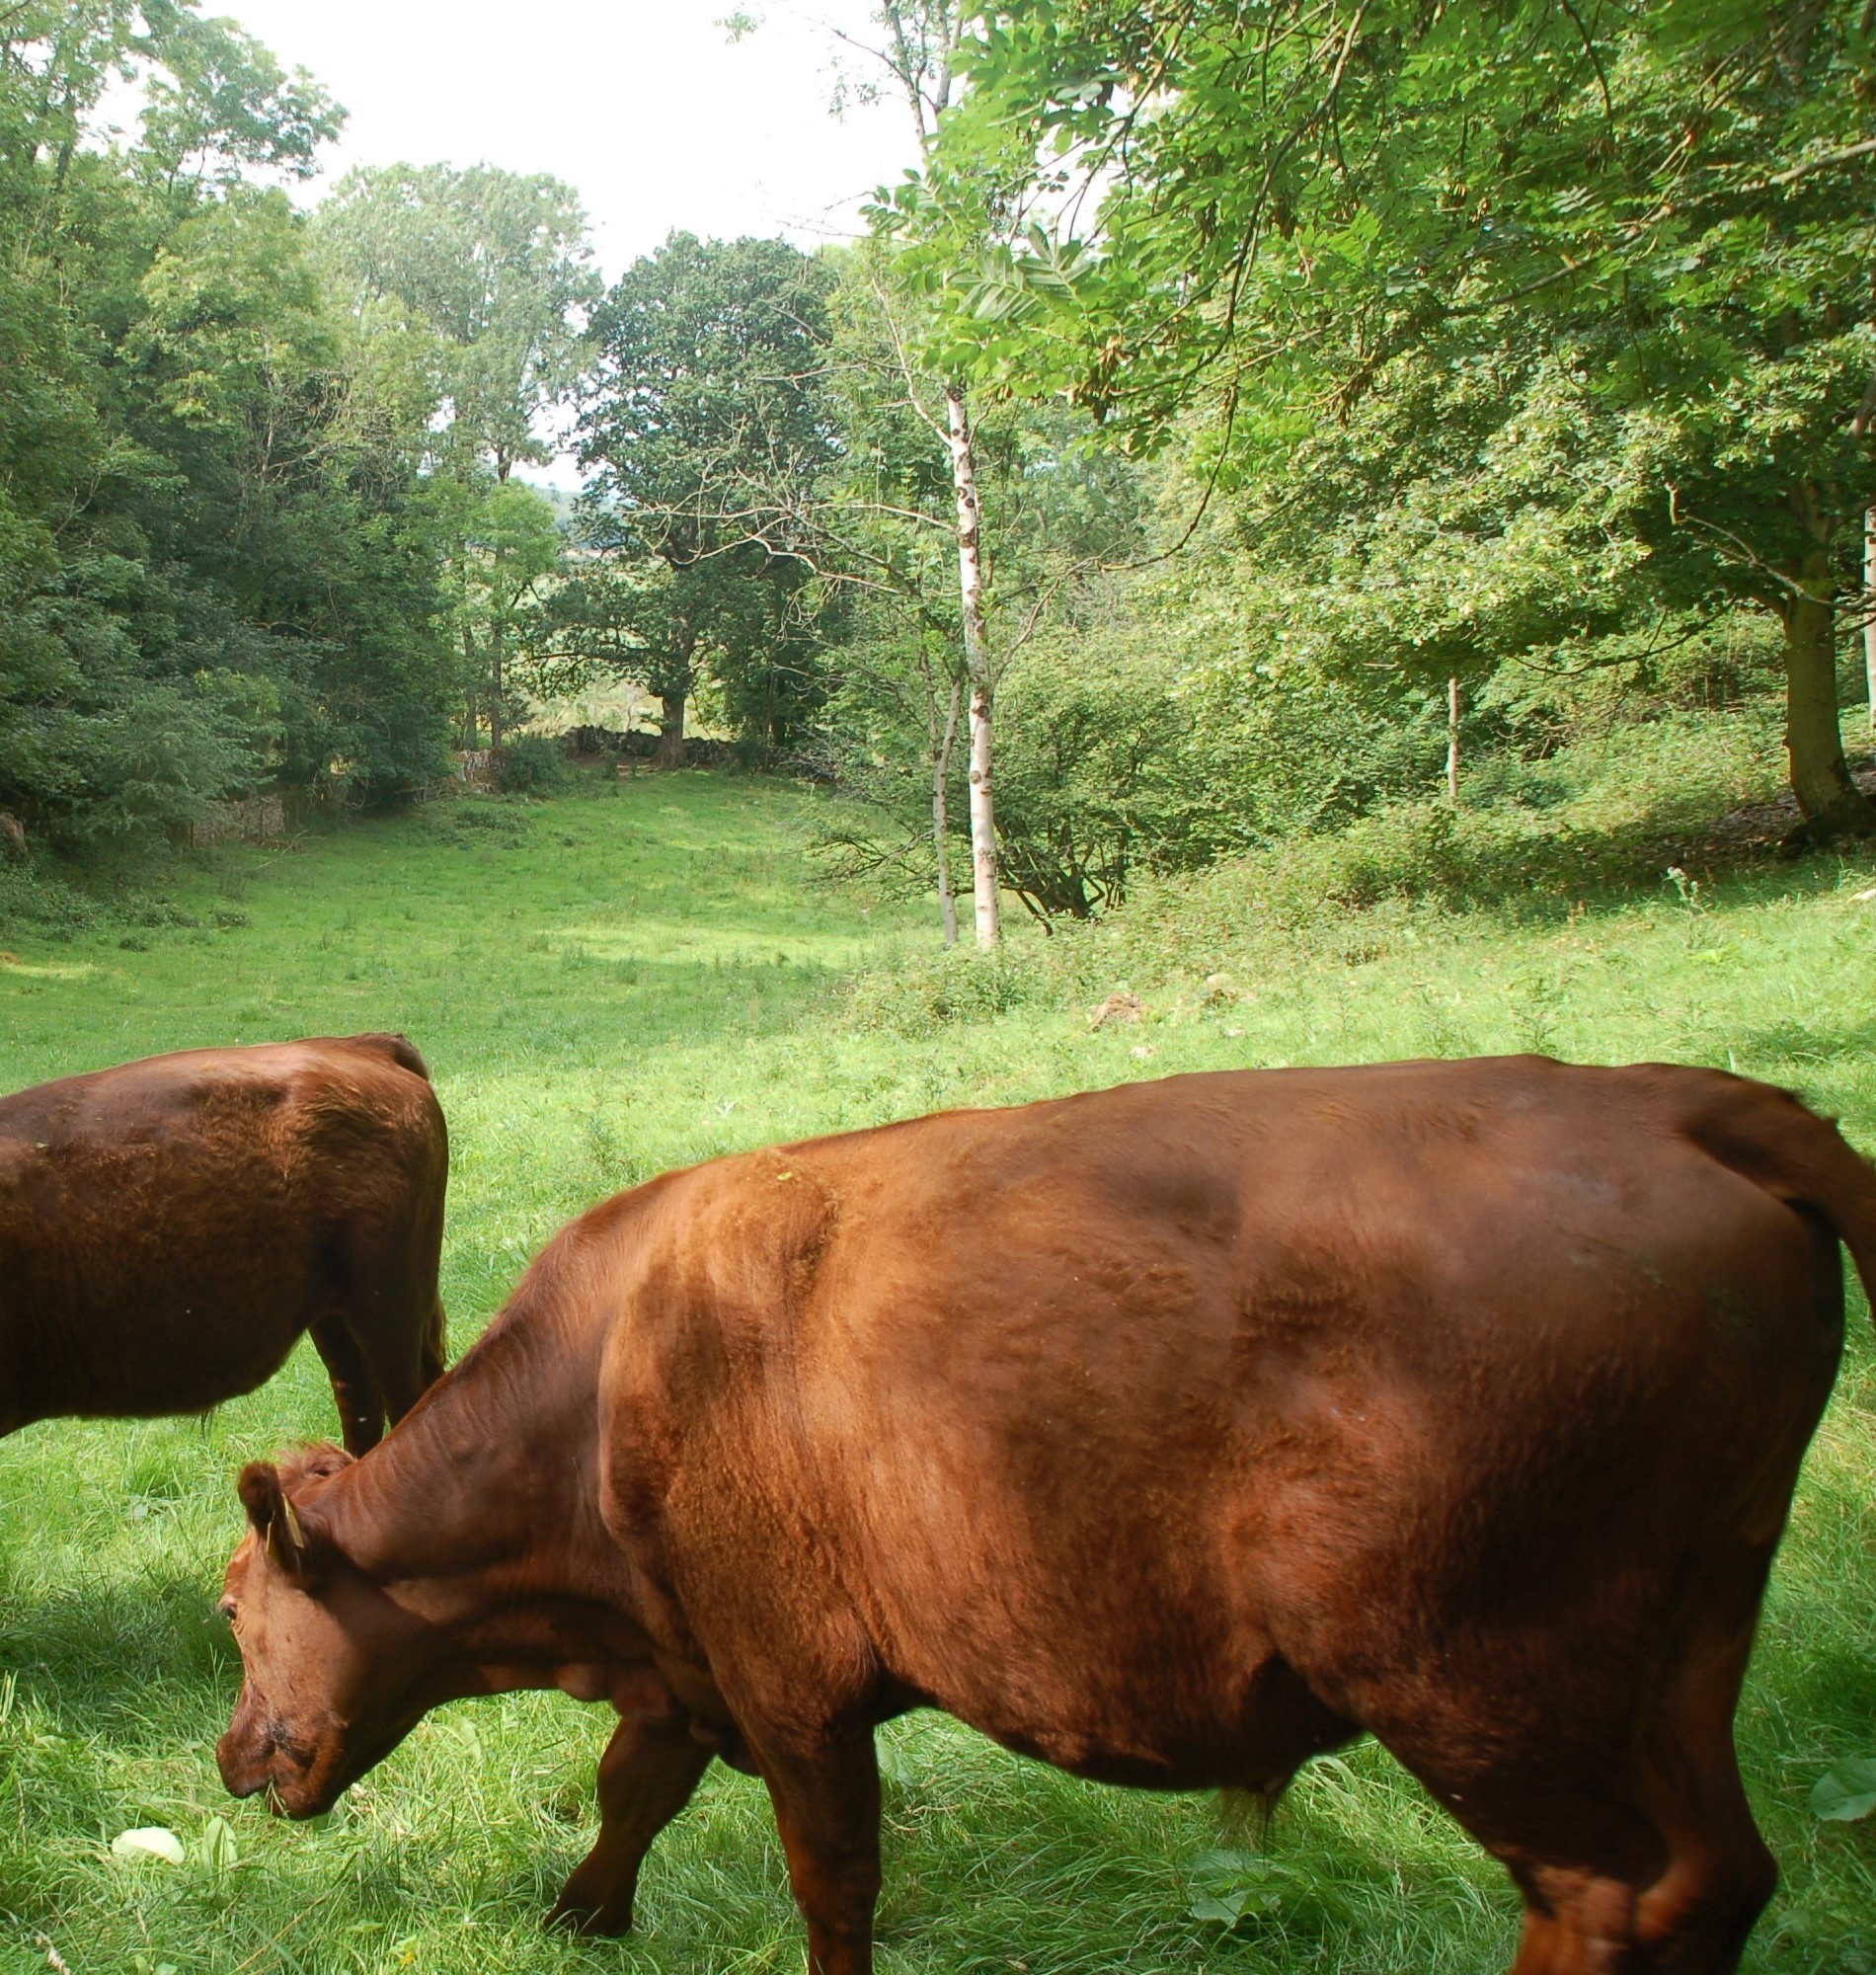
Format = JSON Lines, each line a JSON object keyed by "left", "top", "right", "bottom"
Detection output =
{"left": 752, "top": 1730, "right": 882, "bottom": 1975}
{"left": 547, "top": 1712, "right": 711, "bottom": 1936}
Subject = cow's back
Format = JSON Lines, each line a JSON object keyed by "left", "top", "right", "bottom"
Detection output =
{"left": 595, "top": 1057, "right": 1846, "bottom": 1787}
{"left": 0, "top": 1036, "right": 447, "bottom": 1428}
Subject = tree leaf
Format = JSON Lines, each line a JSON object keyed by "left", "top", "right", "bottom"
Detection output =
{"left": 197, "top": 1813, "right": 239, "bottom": 1873}
{"left": 1812, "top": 1756, "right": 1876, "bottom": 1822}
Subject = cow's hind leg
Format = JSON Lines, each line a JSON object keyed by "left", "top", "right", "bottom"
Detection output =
{"left": 547, "top": 1713, "right": 711, "bottom": 1936}
{"left": 360, "top": 1299, "right": 441, "bottom": 1427}
{"left": 309, "top": 1313, "right": 388, "bottom": 1456}
{"left": 323, "top": 1210, "right": 446, "bottom": 1433}
{"left": 745, "top": 1729, "right": 882, "bottom": 1975}
{"left": 1497, "top": 1735, "right": 1773, "bottom": 1975}
{"left": 1390, "top": 1604, "right": 1774, "bottom": 1974}
{"left": 1503, "top": 1819, "right": 1773, "bottom": 1975}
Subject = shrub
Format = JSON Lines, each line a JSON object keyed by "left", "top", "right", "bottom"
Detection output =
{"left": 0, "top": 866, "right": 107, "bottom": 941}
{"left": 844, "top": 946, "right": 1051, "bottom": 1034}
{"left": 495, "top": 734, "right": 567, "bottom": 796}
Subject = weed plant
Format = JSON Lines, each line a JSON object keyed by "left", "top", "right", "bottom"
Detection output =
{"left": 0, "top": 742, "right": 1870, "bottom": 1973}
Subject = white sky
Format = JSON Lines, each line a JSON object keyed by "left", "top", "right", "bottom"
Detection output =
{"left": 207, "top": 0, "right": 918, "bottom": 275}
{"left": 162, "top": 0, "right": 920, "bottom": 483}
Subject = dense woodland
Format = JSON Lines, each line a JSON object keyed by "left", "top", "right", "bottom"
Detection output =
{"left": 4, "top": 0, "right": 1875, "bottom": 942}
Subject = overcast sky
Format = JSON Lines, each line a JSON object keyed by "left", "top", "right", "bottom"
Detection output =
{"left": 153, "top": 1, "right": 921, "bottom": 483}
{"left": 206, "top": 0, "right": 920, "bottom": 276}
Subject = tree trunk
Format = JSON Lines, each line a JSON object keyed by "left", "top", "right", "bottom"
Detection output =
{"left": 932, "top": 672, "right": 962, "bottom": 949}
{"left": 966, "top": 679, "right": 997, "bottom": 945}
{"left": 656, "top": 689, "right": 687, "bottom": 766}
{"left": 1864, "top": 509, "right": 1876, "bottom": 736}
{"left": 489, "top": 616, "right": 506, "bottom": 753}
{"left": 1446, "top": 675, "right": 1461, "bottom": 803}
{"left": 655, "top": 621, "right": 696, "bottom": 768}
{"left": 947, "top": 381, "right": 1000, "bottom": 948}
{"left": 1783, "top": 553, "right": 1876, "bottom": 839}
{"left": 461, "top": 626, "right": 480, "bottom": 748}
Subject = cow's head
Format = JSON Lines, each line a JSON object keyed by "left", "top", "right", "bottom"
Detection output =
{"left": 215, "top": 1447, "right": 431, "bottom": 1818}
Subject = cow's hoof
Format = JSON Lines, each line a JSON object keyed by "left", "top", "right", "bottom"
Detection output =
{"left": 546, "top": 1895, "right": 633, "bottom": 1937}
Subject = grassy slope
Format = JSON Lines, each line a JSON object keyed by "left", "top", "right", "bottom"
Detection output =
{"left": 0, "top": 741, "right": 1870, "bottom": 1975}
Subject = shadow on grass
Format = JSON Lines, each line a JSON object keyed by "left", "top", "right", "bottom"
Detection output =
{"left": 1753, "top": 1636, "right": 1876, "bottom": 1758}
{"left": 0, "top": 1569, "right": 233, "bottom": 1741}
{"left": 1273, "top": 793, "right": 1868, "bottom": 929}
{"left": 1736, "top": 1012, "right": 1876, "bottom": 1074}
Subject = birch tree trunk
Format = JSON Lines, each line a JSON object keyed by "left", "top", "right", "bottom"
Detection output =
{"left": 1864, "top": 508, "right": 1876, "bottom": 736}
{"left": 931, "top": 672, "right": 962, "bottom": 948}
{"left": 865, "top": 2, "right": 1001, "bottom": 945}
{"left": 1446, "top": 675, "right": 1461, "bottom": 804}
{"left": 947, "top": 381, "right": 999, "bottom": 946}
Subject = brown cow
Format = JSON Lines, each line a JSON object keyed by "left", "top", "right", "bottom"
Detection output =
{"left": 1, "top": 1034, "right": 447, "bottom": 1452}
{"left": 215, "top": 1058, "right": 1876, "bottom": 1973}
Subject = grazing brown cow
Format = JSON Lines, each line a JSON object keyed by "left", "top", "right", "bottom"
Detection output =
{"left": 215, "top": 1058, "right": 1876, "bottom": 1974}
{"left": 2, "top": 1035, "right": 447, "bottom": 1452}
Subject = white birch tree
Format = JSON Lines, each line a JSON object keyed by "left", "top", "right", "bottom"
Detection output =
{"left": 834, "top": 0, "right": 1003, "bottom": 946}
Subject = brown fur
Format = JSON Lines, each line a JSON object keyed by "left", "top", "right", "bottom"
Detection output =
{"left": 1, "top": 1035, "right": 448, "bottom": 1452}
{"left": 214, "top": 1057, "right": 1876, "bottom": 1973}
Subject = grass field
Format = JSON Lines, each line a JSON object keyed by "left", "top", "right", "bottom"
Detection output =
{"left": 0, "top": 745, "right": 1873, "bottom": 1975}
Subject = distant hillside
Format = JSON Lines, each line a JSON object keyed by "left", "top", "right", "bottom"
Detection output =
{"left": 512, "top": 478, "right": 586, "bottom": 531}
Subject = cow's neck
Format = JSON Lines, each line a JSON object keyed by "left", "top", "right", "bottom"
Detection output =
{"left": 318, "top": 1285, "right": 655, "bottom": 1708}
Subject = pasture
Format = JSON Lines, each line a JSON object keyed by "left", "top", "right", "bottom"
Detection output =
{"left": 0, "top": 760, "right": 1872, "bottom": 1974}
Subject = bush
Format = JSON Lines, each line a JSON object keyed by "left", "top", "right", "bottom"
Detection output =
{"left": 0, "top": 865, "right": 107, "bottom": 941}
{"left": 842, "top": 705, "right": 1793, "bottom": 1029}
{"left": 495, "top": 734, "right": 567, "bottom": 796}
{"left": 843, "top": 946, "right": 1050, "bottom": 1034}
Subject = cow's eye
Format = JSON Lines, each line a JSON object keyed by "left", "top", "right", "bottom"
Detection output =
{"left": 218, "top": 1597, "right": 237, "bottom": 1625}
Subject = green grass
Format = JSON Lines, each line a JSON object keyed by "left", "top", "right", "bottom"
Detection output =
{"left": 0, "top": 737, "right": 1872, "bottom": 1974}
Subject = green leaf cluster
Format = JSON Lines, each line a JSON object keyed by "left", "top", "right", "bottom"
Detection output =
{"left": 920, "top": 0, "right": 1876, "bottom": 834}
{"left": 568, "top": 233, "right": 841, "bottom": 757}
{"left": 0, "top": 2, "right": 455, "bottom": 853}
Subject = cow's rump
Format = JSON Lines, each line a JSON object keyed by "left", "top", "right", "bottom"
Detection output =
{"left": 0, "top": 1033, "right": 448, "bottom": 1446}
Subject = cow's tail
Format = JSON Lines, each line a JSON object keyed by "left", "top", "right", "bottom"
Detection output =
{"left": 373, "top": 1028, "right": 448, "bottom": 1387}
{"left": 1674, "top": 1071, "right": 1876, "bottom": 1322}
{"left": 420, "top": 1289, "right": 449, "bottom": 1388}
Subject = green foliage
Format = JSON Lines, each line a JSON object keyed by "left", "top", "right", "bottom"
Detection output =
{"left": 993, "top": 638, "right": 1199, "bottom": 918}
{"left": 810, "top": 242, "right": 1158, "bottom": 925}
{"left": 494, "top": 733, "right": 566, "bottom": 797}
{"left": 0, "top": 1, "right": 455, "bottom": 852}
{"left": 1812, "top": 1756, "right": 1876, "bottom": 1823}
{"left": 570, "top": 232, "right": 839, "bottom": 755}
{"left": 316, "top": 162, "right": 599, "bottom": 483}
{"left": 136, "top": 0, "right": 342, "bottom": 190}
{"left": 316, "top": 164, "right": 597, "bottom": 751}
{"left": 437, "top": 477, "right": 566, "bottom": 747}
{"left": 0, "top": 864, "right": 108, "bottom": 940}
{"left": 1185, "top": 1848, "right": 1291, "bottom": 1927}
{"left": 930, "top": 0, "right": 1876, "bottom": 830}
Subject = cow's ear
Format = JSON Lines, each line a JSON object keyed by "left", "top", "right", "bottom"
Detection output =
{"left": 237, "top": 1462, "right": 332, "bottom": 1584}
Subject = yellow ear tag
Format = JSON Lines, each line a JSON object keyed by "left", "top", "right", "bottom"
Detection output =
{"left": 279, "top": 1497, "right": 306, "bottom": 1552}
